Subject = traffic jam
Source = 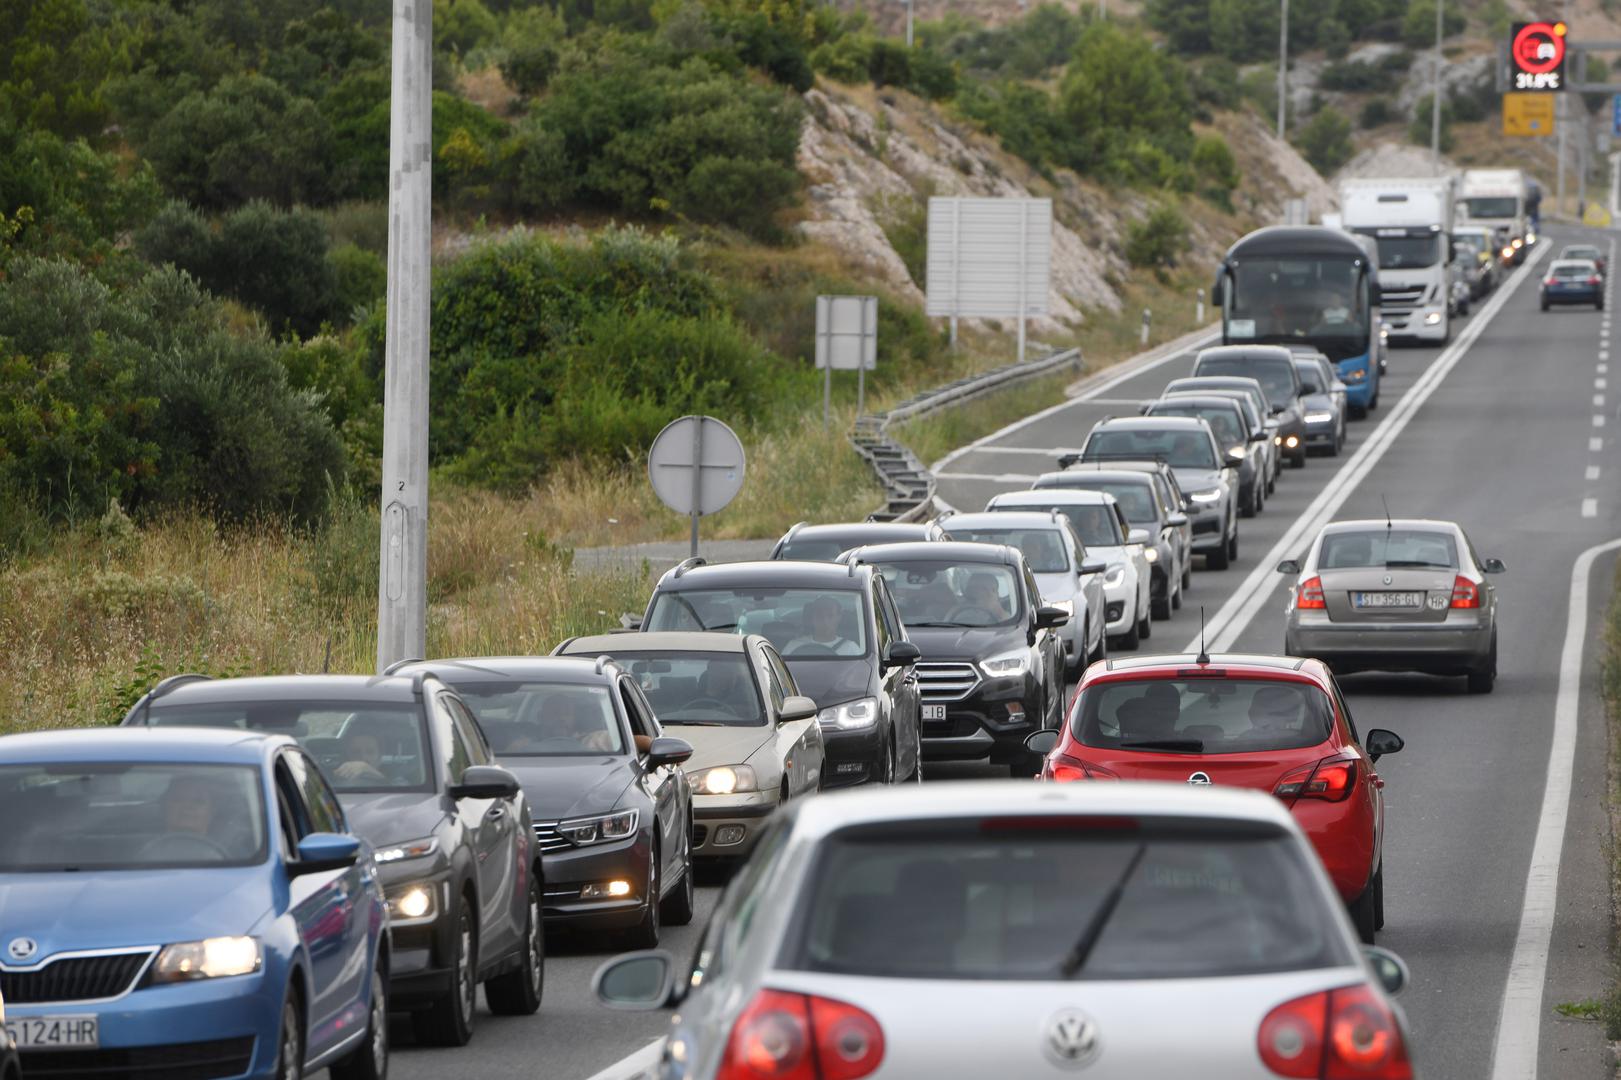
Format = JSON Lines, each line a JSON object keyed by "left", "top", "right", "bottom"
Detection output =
{"left": 0, "top": 165, "right": 1600, "bottom": 1080}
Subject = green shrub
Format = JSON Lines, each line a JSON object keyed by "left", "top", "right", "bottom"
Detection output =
{"left": 1320, "top": 19, "right": 1351, "bottom": 59}
{"left": 1208, "top": 0, "right": 1279, "bottom": 62}
{"left": 1192, "top": 57, "right": 1241, "bottom": 111}
{"left": 955, "top": 80, "right": 1069, "bottom": 172}
{"left": 0, "top": 118, "right": 163, "bottom": 262}
{"left": 1359, "top": 98, "right": 1394, "bottom": 128}
{"left": 1295, "top": 106, "right": 1354, "bottom": 175}
{"left": 500, "top": 6, "right": 565, "bottom": 94}
{"left": 1191, "top": 134, "right": 1239, "bottom": 205}
{"left": 1319, "top": 60, "right": 1381, "bottom": 92}
{"left": 809, "top": 34, "right": 873, "bottom": 83}
{"left": 1057, "top": 22, "right": 1195, "bottom": 184}
{"left": 1407, "top": 93, "right": 1452, "bottom": 152}
{"left": 1401, "top": 0, "right": 1465, "bottom": 48}
{"left": 866, "top": 40, "right": 912, "bottom": 89}
{"left": 328, "top": 242, "right": 387, "bottom": 319}
{"left": 436, "top": 0, "right": 501, "bottom": 56}
{"left": 136, "top": 201, "right": 213, "bottom": 275}
{"left": 1125, "top": 204, "right": 1189, "bottom": 276}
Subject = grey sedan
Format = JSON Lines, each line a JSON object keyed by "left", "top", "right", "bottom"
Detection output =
{"left": 1279, "top": 518, "right": 1504, "bottom": 692}
{"left": 1291, "top": 352, "right": 1348, "bottom": 457}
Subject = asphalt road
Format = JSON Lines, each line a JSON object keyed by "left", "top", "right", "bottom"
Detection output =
{"left": 387, "top": 228, "right": 1619, "bottom": 1080}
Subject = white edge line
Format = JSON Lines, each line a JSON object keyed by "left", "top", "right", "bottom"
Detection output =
{"left": 1488, "top": 537, "right": 1621, "bottom": 1080}
{"left": 582, "top": 1037, "right": 665, "bottom": 1080}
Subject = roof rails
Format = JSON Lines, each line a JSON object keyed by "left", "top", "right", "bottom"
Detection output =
{"left": 595, "top": 654, "right": 615, "bottom": 675}
{"left": 136, "top": 673, "right": 214, "bottom": 725}
{"left": 409, "top": 670, "right": 434, "bottom": 698}
{"left": 382, "top": 657, "right": 422, "bottom": 675}
{"left": 671, "top": 556, "right": 707, "bottom": 578}
{"left": 783, "top": 521, "right": 809, "bottom": 542}
{"left": 935, "top": 507, "right": 956, "bottom": 521}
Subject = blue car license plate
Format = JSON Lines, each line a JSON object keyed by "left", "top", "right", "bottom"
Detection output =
{"left": 6, "top": 1015, "right": 99, "bottom": 1050}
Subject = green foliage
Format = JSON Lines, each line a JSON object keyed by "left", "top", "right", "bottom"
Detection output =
{"left": 1208, "top": 0, "right": 1278, "bottom": 62}
{"left": 1190, "top": 134, "right": 1239, "bottom": 205}
{"left": 927, "top": 4, "right": 1086, "bottom": 79}
{"left": 0, "top": 0, "right": 125, "bottom": 137}
{"left": 1191, "top": 57, "right": 1241, "bottom": 111}
{"left": 1407, "top": 93, "right": 1453, "bottom": 153}
{"left": 1295, "top": 106, "right": 1354, "bottom": 176}
{"left": 1146, "top": 0, "right": 1411, "bottom": 59}
{"left": 1359, "top": 97, "right": 1394, "bottom": 129}
{"left": 0, "top": 117, "right": 162, "bottom": 261}
{"left": 500, "top": 5, "right": 566, "bottom": 94}
{"left": 329, "top": 243, "right": 386, "bottom": 319}
{"left": 1401, "top": 0, "right": 1465, "bottom": 49}
{"left": 1057, "top": 22, "right": 1194, "bottom": 186}
{"left": 1319, "top": 60, "right": 1381, "bottom": 93}
{"left": 954, "top": 80, "right": 1070, "bottom": 172}
{"left": 436, "top": 0, "right": 502, "bottom": 56}
{"left": 1320, "top": 19, "right": 1351, "bottom": 59}
{"left": 1125, "top": 204, "right": 1189, "bottom": 278}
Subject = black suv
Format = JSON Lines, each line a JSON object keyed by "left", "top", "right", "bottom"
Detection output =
{"left": 125, "top": 673, "right": 543, "bottom": 1046}
{"left": 770, "top": 520, "right": 945, "bottom": 561}
{"left": 842, "top": 541, "right": 1068, "bottom": 777}
{"left": 1192, "top": 345, "right": 1309, "bottom": 467}
{"left": 642, "top": 559, "right": 923, "bottom": 787}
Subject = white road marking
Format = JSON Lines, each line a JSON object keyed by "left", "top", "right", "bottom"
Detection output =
{"left": 1184, "top": 242, "right": 1552, "bottom": 653}
{"left": 1600, "top": 351, "right": 1610, "bottom": 362}
{"left": 1586, "top": 465, "right": 1601, "bottom": 481}
{"left": 1597, "top": 378, "right": 1608, "bottom": 390}
{"left": 1489, "top": 538, "right": 1621, "bottom": 1080}
{"left": 1596, "top": 394, "right": 1607, "bottom": 407}
{"left": 1595, "top": 415, "right": 1606, "bottom": 428}
{"left": 935, "top": 471, "right": 1039, "bottom": 483}
{"left": 583, "top": 1039, "right": 665, "bottom": 1080}
{"left": 1600, "top": 360, "right": 1610, "bottom": 370}
{"left": 1592, "top": 437, "right": 1605, "bottom": 452}
{"left": 1581, "top": 498, "right": 1599, "bottom": 517}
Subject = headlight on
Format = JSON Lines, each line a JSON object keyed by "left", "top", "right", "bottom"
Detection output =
{"left": 375, "top": 836, "right": 440, "bottom": 864}
{"left": 1305, "top": 411, "right": 1334, "bottom": 424}
{"left": 818, "top": 697, "right": 879, "bottom": 730}
{"left": 1502, "top": 246, "right": 1515, "bottom": 259}
{"left": 386, "top": 883, "right": 438, "bottom": 921}
{"left": 1424, "top": 312, "right": 1442, "bottom": 325}
{"left": 689, "top": 764, "right": 758, "bottom": 795}
{"left": 1189, "top": 489, "right": 1222, "bottom": 503}
{"left": 981, "top": 649, "right": 1030, "bottom": 677}
{"left": 151, "top": 936, "right": 262, "bottom": 983}
{"left": 557, "top": 809, "right": 639, "bottom": 846}
{"left": 1104, "top": 563, "right": 1126, "bottom": 587}
{"left": 1143, "top": 546, "right": 1159, "bottom": 563}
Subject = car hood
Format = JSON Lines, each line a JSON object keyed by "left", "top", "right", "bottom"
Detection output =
{"left": 501, "top": 756, "right": 637, "bottom": 821}
{"left": 1032, "top": 571, "right": 1077, "bottom": 601}
{"left": 340, "top": 792, "right": 449, "bottom": 849}
{"left": 1301, "top": 391, "right": 1335, "bottom": 412}
{"left": 0, "top": 868, "right": 273, "bottom": 954}
{"left": 905, "top": 624, "right": 1024, "bottom": 663}
{"left": 1172, "top": 467, "right": 1226, "bottom": 494}
{"left": 666, "top": 725, "right": 777, "bottom": 772}
{"left": 782, "top": 657, "right": 874, "bottom": 709}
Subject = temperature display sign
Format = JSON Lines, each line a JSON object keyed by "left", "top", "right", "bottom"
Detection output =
{"left": 1511, "top": 21, "right": 1568, "bottom": 91}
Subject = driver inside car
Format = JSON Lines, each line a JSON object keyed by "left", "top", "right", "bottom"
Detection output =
{"left": 334, "top": 731, "right": 388, "bottom": 783}
{"left": 163, "top": 775, "right": 219, "bottom": 838}
{"left": 785, "top": 595, "right": 862, "bottom": 656}
{"left": 961, "top": 573, "right": 1010, "bottom": 621}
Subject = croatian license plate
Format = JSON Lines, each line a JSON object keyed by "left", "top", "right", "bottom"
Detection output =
{"left": 1354, "top": 591, "right": 1423, "bottom": 608}
{"left": 922, "top": 705, "right": 947, "bottom": 722}
{"left": 6, "top": 1015, "right": 99, "bottom": 1050}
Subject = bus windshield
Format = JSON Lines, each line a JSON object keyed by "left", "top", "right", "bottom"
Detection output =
{"left": 1224, "top": 256, "right": 1369, "bottom": 362}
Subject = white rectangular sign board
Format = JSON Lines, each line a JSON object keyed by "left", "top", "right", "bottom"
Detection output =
{"left": 815, "top": 295, "right": 877, "bottom": 371}
{"left": 925, "top": 197, "right": 1052, "bottom": 319}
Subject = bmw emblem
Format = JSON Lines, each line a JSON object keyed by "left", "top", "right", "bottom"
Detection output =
{"left": 1042, "top": 1007, "right": 1101, "bottom": 1069}
{"left": 1187, "top": 771, "right": 1212, "bottom": 785}
{"left": 6, "top": 937, "right": 38, "bottom": 962}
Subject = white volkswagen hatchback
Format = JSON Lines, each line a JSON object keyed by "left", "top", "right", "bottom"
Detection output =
{"left": 594, "top": 782, "right": 1417, "bottom": 1079}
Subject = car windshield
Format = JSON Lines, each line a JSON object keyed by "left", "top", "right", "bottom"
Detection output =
{"left": 1084, "top": 429, "right": 1217, "bottom": 470}
{"left": 992, "top": 500, "right": 1126, "bottom": 544}
{"left": 445, "top": 683, "right": 623, "bottom": 755}
{"left": 0, "top": 762, "right": 268, "bottom": 871}
{"left": 647, "top": 588, "right": 869, "bottom": 659}
{"left": 944, "top": 528, "right": 1069, "bottom": 572}
{"left": 144, "top": 701, "right": 432, "bottom": 792}
{"left": 1150, "top": 404, "right": 1243, "bottom": 447}
{"left": 1295, "top": 366, "right": 1324, "bottom": 394}
{"left": 1074, "top": 678, "right": 1334, "bottom": 754}
{"left": 611, "top": 652, "right": 765, "bottom": 726}
{"left": 867, "top": 561, "right": 1022, "bottom": 627}
{"left": 1225, "top": 256, "right": 1369, "bottom": 361}
{"left": 1463, "top": 196, "right": 1517, "bottom": 219}
{"left": 1319, "top": 529, "right": 1459, "bottom": 570}
{"left": 1194, "top": 358, "right": 1294, "bottom": 408}
{"left": 1454, "top": 234, "right": 1486, "bottom": 256}
{"left": 787, "top": 817, "right": 1348, "bottom": 980}
{"left": 1363, "top": 232, "right": 1441, "bottom": 270}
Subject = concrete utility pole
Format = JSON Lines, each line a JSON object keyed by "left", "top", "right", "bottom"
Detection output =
{"left": 1557, "top": 92, "right": 1568, "bottom": 217}
{"left": 1431, "top": 0, "right": 1443, "bottom": 170}
{"left": 377, "top": 0, "right": 433, "bottom": 672}
{"left": 1277, "top": 0, "right": 1289, "bottom": 140}
{"left": 905, "top": 0, "right": 913, "bottom": 47}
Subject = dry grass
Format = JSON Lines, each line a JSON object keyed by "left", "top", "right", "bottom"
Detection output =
{"left": 895, "top": 372, "right": 1073, "bottom": 469}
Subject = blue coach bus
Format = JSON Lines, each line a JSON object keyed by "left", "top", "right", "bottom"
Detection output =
{"left": 1211, "top": 226, "right": 1384, "bottom": 417}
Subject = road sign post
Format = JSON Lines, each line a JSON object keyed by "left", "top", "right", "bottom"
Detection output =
{"left": 648, "top": 416, "right": 747, "bottom": 557}
{"left": 815, "top": 295, "right": 878, "bottom": 425}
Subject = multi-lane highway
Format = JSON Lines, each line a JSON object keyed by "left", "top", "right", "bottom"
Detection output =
{"left": 384, "top": 229, "right": 1618, "bottom": 1080}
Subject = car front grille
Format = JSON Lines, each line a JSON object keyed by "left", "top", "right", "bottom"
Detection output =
{"left": 915, "top": 661, "right": 981, "bottom": 701}
{"left": 0, "top": 949, "right": 155, "bottom": 1004}
{"left": 532, "top": 822, "right": 574, "bottom": 854}
{"left": 692, "top": 824, "right": 709, "bottom": 848}
{"left": 19, "top": 1036, "right": 254, "bottom": 1080}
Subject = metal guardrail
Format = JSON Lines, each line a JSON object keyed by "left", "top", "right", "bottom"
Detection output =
{"left": 851, "top": 346, "right": 1083, "bottom": 522}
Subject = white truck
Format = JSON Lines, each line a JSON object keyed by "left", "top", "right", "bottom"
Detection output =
{"left": 1457, "top": 168, "right": 1534, "bottom": 264}
{"left": 1338, "top": 176, "right": 1460, "bottom": 344}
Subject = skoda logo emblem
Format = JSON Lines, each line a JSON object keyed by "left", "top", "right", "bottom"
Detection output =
{"left": 1382, "top": 574, "right": 1393, "bottom": 586}
{"left": 1188, "top": 771, "right": 1212, "bottom": 785}
{"left": 1043, "top": 1008, "right": 1101, "bottom": 1068}
{"left": 7, "top": 937, "right": 38, "bottom": 962}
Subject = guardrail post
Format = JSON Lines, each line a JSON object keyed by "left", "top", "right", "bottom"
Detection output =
{"left": 1141, "top": 308, "right": 1151, "bottom": 347}
{"left": 1196, "top": 289, "right": 1205, "bottom": 324}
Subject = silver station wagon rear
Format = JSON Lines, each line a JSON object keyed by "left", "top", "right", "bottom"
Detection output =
{"left": 594, "top": 783, "right": 1417, "bottom": 1079}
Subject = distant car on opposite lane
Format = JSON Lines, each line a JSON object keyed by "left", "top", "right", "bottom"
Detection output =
{"left": 1541, "top": 259, "right": 1604, "bottom": 311}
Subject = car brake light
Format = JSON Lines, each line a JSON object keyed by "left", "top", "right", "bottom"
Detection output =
{"left": 1543, "top": 276, "right": 1557, "bottom": 286}
{"left": 1591, "top": 276, "right": 1603, "bottom": 286}
{"left": 1274, "top": 757, "right": 1356, "bottom": 802}
{"left": 1450, "top": 575, "right": 1480, "bottom": 609}
{"left": 1046, "top": 756, "right": 1119, "bottom": 781}
{"left": 1259, "top": 985, "right": 1412, "bottom": 1079}
{"left": 1296, "top": 576, "right": 1326, "bottom": 610}
{"left": 717, "top": 989, "right": 885, "bottom": 1080}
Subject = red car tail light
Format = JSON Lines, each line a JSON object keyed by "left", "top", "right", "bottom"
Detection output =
{"left": 1259, "top": 985, "right": 1411, "bottom": 1079}
{"left": 1590, "top": 276, "right": 1603, "bottom": 286}
{"left": 717, "top": 989, "right": 884, "bottom": 1080}
{"left": 1295, "top": 576, "right": 1326, "bottom": 610}
{"left": 1046, "top": 756, "right": 1119, "bottom": 781}
{"left": 1543, "top": 276, "right": 1557, "bottom": 286}
{"left": 1274, "top": 757, "right": 1357, "bottom": 802}
{"left": 1449, "top": 575, "right": 1480, "bottom": 609}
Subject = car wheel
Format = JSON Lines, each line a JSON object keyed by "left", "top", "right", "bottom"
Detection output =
{"left": 1151, "top": 585, "right": 1172, "bottom": 621}
{"left": 1227, "top": 527, "right": 1239, "bottom": 561}
{"left": 1116, "top": 607, "right": 1141, "bottom": 650}
{"left": 625, "top": 845, "right": 662, "bottom": 949}
{"left": 1541, "top": 297, "right": 1550, "bottom": 311}
{"left": 1291, "top": 446, "right": 1307, "bottom": 468}
{"left": 1171, "top": 577, "right": 1183, "bottom": 610}
{"left": 1349, "top": 870, "right": 1380, "bottom": 945}
{"left": 1206, "top": 543, "right": 1230, "bottom": 571}
{"left": 275, "top": 993, "right": 304, "bottom": 1080}
{"left": 1599, "top": 297, "right": 1607, "bottom": 311}
{"left": 1089, "top": 625, "right": 1108, "bottom": 665}
{"left": 330, "top": 967, "right": 388, "bottom": 1080}
{"left": 416, "top": 899, "right": 476, "bottom": 1047}
{"left": 1350, "top": 403, "right": 1368, "bottom": 420}
{"left": 1374, "top": 861, "right": 1386, "bottom": 931}
{"left": 660, "top": 824, "right": 696, "bottom": 927}
{"left": 486, "top": 871, "right": 544, "bottom": 1015}
{"left": 1467, "top": 632, "right": 1498, "bottom": 694}
{"left": 1137, "top": 606, "right": 1152, "bottom": 641}
{"left": 1181, "top": 561, "right": 1192, "bottom": 591}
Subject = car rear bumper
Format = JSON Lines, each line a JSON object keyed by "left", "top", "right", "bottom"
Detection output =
{"left": 1287, "top": 620, "right": 1492, "bottom": 673}
{"left": 1544, "top": 287, "right": 1601, "bottom": 305}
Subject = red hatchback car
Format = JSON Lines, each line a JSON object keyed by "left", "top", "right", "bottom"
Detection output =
{"left": 1026, "top": 652, "right": 1404, "bottom": 942}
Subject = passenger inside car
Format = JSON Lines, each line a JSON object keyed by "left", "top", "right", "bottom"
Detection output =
{"left": 785, "top": 595, "right": 863, "bottom": 657}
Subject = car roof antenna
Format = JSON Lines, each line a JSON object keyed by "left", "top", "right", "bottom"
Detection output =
{"left": 1381, "top": 493, "right": 1393, "bottom": 530}
{"left": 1196, "top": 606, "right": 1210, "bottom": 666}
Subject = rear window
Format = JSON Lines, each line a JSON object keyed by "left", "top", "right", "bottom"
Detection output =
{"left": 1194, "top": 358, "right": 1294, "bottom": 408}
{"left": 1294, "top": 365, "right": 1324, "bottom": 394}
{"left": 1319, "top": 529, "right": 1459, "bottom": 570}
{"left": 944, "top": 527, "right": 1069, "bottom": 572}
{"left": 786, "top": 818, "right": 1348, "bottom": 981}
{"left": 1025, "top": 483, "right": 1153, "bottom": 529}
{"left": 1149, "top": 403, "right": 1243, "bottom": 447}
{"left": 1552, "top": 263, "right": 1595, "bottom": 279}
{"left": 1074, "top": 679, "right": 1334, "bottom": 754}
{"left": 647, "top": 587, "right": 870, "bottom": 659}
{"left": 1083, "top": 428, "right": 1217, "bottom": 470}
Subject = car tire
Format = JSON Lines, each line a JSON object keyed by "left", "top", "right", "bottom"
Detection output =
{"left": 1137, "top": 606, "right": 1152, "bottom": 641}
{"left": 1349, "top": 869, "right": 1380, "bottom": 945}
{"left": 331, "top": 967, "right": 389, "bottom": 1080}
{"left": 1540, "top": 297, "right": 1550, "bottom": 311}
{"left": 1116, "top": 608, "right": 1141, "bottom": 650}
{"left": 1171, "top": 577, "right": 1182, "bottom": 610}
{"left": 1089, "top": 627, "right": 1108, "bottom": 665}
{"left": 416, "top": 899, "right": 477, "bottom": 1047}
{"left": 1291, "top": 446, "right": 1307, "bottom": 468}
{"left": 1350, "top": 403, "right": 1368, "bottom": 420}
{"left": 1227, "top": 528, "right": 1239, "bottom": 561}
{"left": 1151, "top": 587, "right": 1172, "bottom": 621}
{"left": 1374, "top": 861, "right": 1386, "bottom": 931}
{"left": 625, "top": 845, "right": 662, "bottom": 949}
{"left": 486, "top": 872, "right": 544, "bottom": 1016}
{"left": 660, "top": 827, "right": 696, "bottom": 927}
{"left": 274, "top": 992, "right": 304, "bottom": 1080}
{"left": 1467, "top": 632, "right": 1498, "bottom": 694}
{"left": 1206, "top": 543, "right": 1230, "bottom": 571}
{"left": 1599, "top": 298, "right": 1607, "bottom": 311}
{"left": 1182, "top": 561, "right": 1192, "bottom": 591}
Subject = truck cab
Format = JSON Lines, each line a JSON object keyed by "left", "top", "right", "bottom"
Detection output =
{"left": 1458, "top": 168, "right": 1533, "bottom": 265}
{"left": 1339, "top": 177, "right": 1459, "bottom": 345}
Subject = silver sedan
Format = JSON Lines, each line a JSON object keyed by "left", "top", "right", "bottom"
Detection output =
{"left": 592, "top": 782, "right": 1417, "bottom": 1078}
{"left": 1279, "top": 518, "right": 1504, "bottom": 692}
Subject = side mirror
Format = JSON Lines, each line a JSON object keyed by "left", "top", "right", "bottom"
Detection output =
{"left": 1363, "top": 946, "right": 1409, "bottom": 997}
{"left": 1080, "top": 560, "right": 1107, "bottom": 575}
{"left": 1250, "top": 431, "right": 1268, "bottom": 443}
{"left": 1166, "top": 512, "right": 1189, "bottom": 528}
{"left": 619, "top": 613, "right": 643, "bottom": 630}
{"left": 1127, "top": 527, "right": 1152, "bottom": 546}
{"left": 1481, "top": 557, "right": 1506, "bottom": 574}
{"left": 1270, "top": 404, "right": 1286, "bottom": 416}
{"left": 292, "top": 833, "right": 361, "bottom": 876}
{"left": 449, "top": 765, "right": 521, "bottom": 801}
{"left": 1275, "top": 559, "right": 1301, "bottom": 575}
{"left": 884, "top": 640, "right": 922, "bottom": 670}
{"left": 1210, "top": 276, "right": 1225, "bottom": 307}
{"left": 779, "top": 695, "right": 818, "bottom": 723}
{"left": 646, "top": 737, "right": 694, "bottom": 768}
{"left": 1024, "top": 729, "right": 1060, "bottom": 756}
{"left": 1364, "top": 728, "right": 1404, "bottom": 762}
{"left": 594, "top": 950, "right": 681, "bottom": 1011}
{"left": 1036, "top": 605, "right": 1069, "bottom": 629}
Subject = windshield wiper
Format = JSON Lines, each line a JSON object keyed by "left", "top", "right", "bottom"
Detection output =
{"left": 1118, "top": 738, "right": 1205, "bottom": 753}
{"left": 666, "top": 720, "right": 727, "bottom": 726}
{"left": 1059, "top": 843, "right": 1147, "bottom": 977}
{"left": 905, "top": 620, "right": 970, "bottom": 627}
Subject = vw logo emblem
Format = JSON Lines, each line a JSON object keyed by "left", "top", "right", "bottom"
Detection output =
{"left": 1043, "top": 1007, "right": 1101, "bottom": 1068}
{"left": 1188, "top": 771, "right": 1212, "bottom": 785}
{"left": 1382, "top": 574, "right": 1393, "bottom": 585}
{"left": 6, "top": 937, "right": 38, "bottom": 962}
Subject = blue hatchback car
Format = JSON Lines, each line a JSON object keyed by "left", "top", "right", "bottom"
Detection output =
{"left": 0, "top": 728, "right": 389, "bottom": 1080}
{"left": 1541, "top": 258, "right": 1604, "bottom": 310}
